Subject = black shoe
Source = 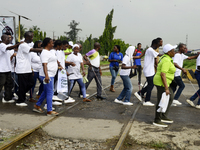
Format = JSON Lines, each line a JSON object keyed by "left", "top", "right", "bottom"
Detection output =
{"left": 161, "top": 117, "right": 173, "bottom": 124}
{"left": 96, "top": 96, "right": 106, "bottom": 100}
{"left": 153, "top": 120, "right": 168, "bottom": 127}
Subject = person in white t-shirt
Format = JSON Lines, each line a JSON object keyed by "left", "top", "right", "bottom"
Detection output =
{"left": 134, "top": 39, "right": 160, "bottom": 106}
{"left": 33, "top": 38, "right": 63, "bottom": 116}
{"left": 0, "top": 34, "right": 22, "bottom": 103}
{"left": 172, "top": 43, "right": 199, "bottom": 106}
{"left": 29, "top": 40, "right": 43, "bottom": 102}
{"left": 186, "top": 55, "right": 200, "bottom": 109}
{"left": 15, "top": 31, "right": 43, "bottom": 107}
{"left": 66, "top": 44, "right": 91, "bottom": 102}
{"left": 114, "top": 46, "right": 145, "bottom": 105}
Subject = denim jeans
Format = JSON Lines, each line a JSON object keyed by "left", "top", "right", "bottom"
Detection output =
{"left": 110, "top": 66, "right": 119, "bottom": 85}
{"left": 36, "top": 76, "right": 54, "bottom": 112}
{"left": 173, "top": 76, "right": 185, "bottom": 100}
{"left": 69, "top": 78, "right": 86, "bottom": 98}
{"left": 30, "top": 72, "right": 43, "bottom": 98}
{"left": 140, "top": 75, "right": 154, "bottom": 102}
{"left": 190, "top": 71, "right": 200, "bottom": 105}
{"left": 117, "top": 75, "right": 133, "bottom": 102}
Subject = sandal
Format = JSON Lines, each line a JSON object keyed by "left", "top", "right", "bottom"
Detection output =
{"left": 83, "top": 98, "right": 92, "bottom": 102}
{"left": 47, "top": 111, "right": 59, "bottom": 116}
{"left": 33, "top": 105, "right": 44, "bottom": 113}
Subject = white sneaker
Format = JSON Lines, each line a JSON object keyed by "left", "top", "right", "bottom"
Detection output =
{"left": 64, "top": 99, "right": 75, "bottom": 104}
{"left": 12, "top": 96, "right": 18, "bottom": 100}
{"left": 196, "top": 105, "right": 200, "bottom": 109}
{"left": 186, "top": 99, "right": 195, "bottom": 107}
{"left": 43, "top": 104, "right": 55, "bottom": 110}
{"left": 134, "top": 92, "right": 142, "bottom": 102}
{"left": 80, "top": 94, "right": 90, "bottom": 98}
{"left": 69, "top": 96, "right": 75, "bottom": 100}
{"left": 143, "top": 101, "right": 154, "bottom": 106}
{"left": 140, "top": 83, "right": 143, "bottom": 87}
{"left": 16, "top": 103, "right": 27, "bottom": 107}
{"left": 52, "top": 95, "right": 63, "bottom": 101}
{"left": 114, "top": 99, "right": 123, "bottom": 104}
{"left": 2, "top": 98, "right": 15, "bottom": 103}
{"left": 171, "top": 103, "right": 177, "bottom": 106}
{"left": 52, "top": 101, "right": 62, "bottom": 106}
{"left": 26, "top": 93, "right": 30, "bottom": 96}
{"left": 172, "top": 100, "right": 182, "bottom": 105}
{"left": 123, "top": 102, "right": 133, "bottom": 106}
{"left": 14, "top": 93, "right": 18, "bottom": 98}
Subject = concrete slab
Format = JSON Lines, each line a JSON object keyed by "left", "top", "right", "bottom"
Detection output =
{"left": 43, "top": 117, "right": 123, "bottom": 141}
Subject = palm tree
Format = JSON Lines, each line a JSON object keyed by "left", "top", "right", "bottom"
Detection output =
{"left": 16, "top": 24, "right": 27, "bottom": 40}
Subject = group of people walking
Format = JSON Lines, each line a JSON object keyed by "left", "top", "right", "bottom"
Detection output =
{"left": 1, "top": 32, "right": 200, "bottom": 127}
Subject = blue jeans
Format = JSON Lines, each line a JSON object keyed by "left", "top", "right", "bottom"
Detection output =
{"left": 117, "top": 75, "right": 133, "bottom": 102}
{"left": 69, "top": 78, "right": 86, "bottom": 98}
{"left": 140, "top": 75, "right": 154, "bottom": 102}
{"left": 110, "top": 66, "right": 119, "bottom": 85}
{"left": 36, "top": 76, "right": 54, "bottom": 112}
{"left": 173, "top": 76, "right": 185, "bottom": 100}
{"left": 30, "top": 72, "right": 43, "bottom": 98}
{"left": 190, "top": 71, "right": 200, "bottom": 105}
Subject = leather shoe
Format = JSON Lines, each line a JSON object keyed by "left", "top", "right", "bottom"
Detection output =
{"left": 96, "top": 96, "right": 106, "bottom": 100}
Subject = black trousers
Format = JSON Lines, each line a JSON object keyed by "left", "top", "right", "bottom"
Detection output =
{"left": 154, "top": 85, "right": 174, "bottom": 122}
{"left": 134, "top": 65, "right": 142, "bottom": 84}
{"left": 17, "top": 73, "right": 34, "bottom": 103}
{"left": 0, "top": 72, "right": 13, "bottom": 100}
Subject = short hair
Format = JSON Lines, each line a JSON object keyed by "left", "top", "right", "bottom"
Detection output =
{"left": 115, "top": 45, "right": 121, "bottom": 52}
{"left": 178, "top": 43, "right": 186, "bottom": 49}
{"left": 1, "top": 34, "right": 7, "bottom": 41}
{"left": 94, "top": 42, "right": 100, "bottom": 49}
{"left": 33, "top": 40, "right": 42, "bottom": 48}
{"left": 156, "top": 37, "right": 162, "bottom": 42}
{"left": 54, "top": 40, "right": 62, "bottom": 47}
{"left": 24, "top": 31, "right": 33, "bottom": 38}
{"left": 151, "top": 39, "right": 159, "bottom": 46}
{"left": 42, "top": 37, "right": 52, "bottom": 48}
{"left": 62, "top": 40, "right": 69, "bottom": 45}
{"left": 137, "top": 43, "right": 141, "bottom": 46}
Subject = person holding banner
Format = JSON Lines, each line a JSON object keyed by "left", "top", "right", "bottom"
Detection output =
{"left": 33, "top": 37, "right": 63, "bottom": 116}
{"left": 66, "top": 44, "right": 91, "bottom": 102}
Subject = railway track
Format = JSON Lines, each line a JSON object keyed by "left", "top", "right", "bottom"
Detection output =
{"left": 0, "top": 78, "right": 142, "bottom": 150}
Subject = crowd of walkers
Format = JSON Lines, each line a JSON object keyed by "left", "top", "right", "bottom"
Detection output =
{"left": 0, "top": 31, "right": 200, "bottom": 127}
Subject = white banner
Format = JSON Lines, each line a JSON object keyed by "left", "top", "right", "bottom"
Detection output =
{"left": 0, "top": 16, "right": 16, "bottom": 44}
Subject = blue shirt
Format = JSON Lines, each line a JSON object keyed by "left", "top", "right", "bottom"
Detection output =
{"left": 109, "top": 52, "right": 123, "bottom": 67}
{"left": 134, "top": 49, "right": 141, "bottom": 66}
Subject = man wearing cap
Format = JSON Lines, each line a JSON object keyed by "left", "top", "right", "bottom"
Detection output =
{"left": 172, "top": 43, "right": 199, "bottom": 106}
{"left": 153, "top": 44, "right": 176, "bottom": 127}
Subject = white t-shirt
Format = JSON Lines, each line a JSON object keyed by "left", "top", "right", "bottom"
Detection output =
{"left": 39, "top": 49, "right": 58, "bottom": 77}
{"left": 173, "top": 53, "right": 188, "bottom": 77}
{"left": 30, "top": 52, "right": 42, "bottom": 72}
{"left": 143, "top": 47, "right": 159, "bottom": 77}
{"left": 120, "top": 55, "right": 131, "bottom": 76}
{"left": 56, "top": 50, "right": 65, "bottom": 68}
{"left": 86, "top": 49, "right": 100, "bottom": 68}
{"left": 66, "top": 53, "right": 83, "bottom": 80}
{"left": 0, "top": 43, "right": 12, "bottom": 72}
{"left": 16, "top": 43, "right": 32, "bottom": 74}
{"left": 7, "top": 49, "right": 16, "bottom": 72}
{"left": 196, "top": 55, "right": 200, "bottom": 71}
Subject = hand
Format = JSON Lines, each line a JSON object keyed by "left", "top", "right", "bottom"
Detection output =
{"left": 113, "top": 59, "right": 117, "bottom": 62}
{"left": 132, "top": 65, "right": 137, "bottom": 69}
{"left": 100, "top": 71, "right": 102, "bottom": 76}
{"left": 165, "top": 89, "right": 170, "bottom": 95}
{"left": 182, "top": 68, "right": 187, "bottom": 75}
{"left": 13, "top": 53, "right": 17, "bottom": 57}
{"left": 58, "top": 66, "right": 64, "bottom": 70}
{"left": 71, "top": 62, "right": 76, "bottom": 67}
{"left": 82, "top": 71, "right": 86, "bottom": 77}
{"left": 45, "top": 76, "right": 50, "bottom": 84}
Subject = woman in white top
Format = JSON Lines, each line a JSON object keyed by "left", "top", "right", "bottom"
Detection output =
{"left": 29, "top": 41, "right": 42, "bottom": 101}
{"left": 33, "top": 38, "right": 63, "bottom": 116}
{"left": 114, "top": 46, "right": 145, "bottom": 105}
{"left": 66, "top": 44, "right": 91, "bottom": 102}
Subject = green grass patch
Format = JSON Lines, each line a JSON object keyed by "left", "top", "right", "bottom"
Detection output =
{"left": 100, "top": 61, "right": 110, "bottom": 65}
{"left": 149, "top": 141, "right": 166, "bottom": 149}
{"left": 102, "top": 72, "right": 111, "bottom": 76}
{"left": 183, "top": 59, "right": 196, "bottom": 69}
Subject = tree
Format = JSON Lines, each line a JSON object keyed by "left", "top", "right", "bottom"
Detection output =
{"left": 64, "top": 20, "right": 82, "bottom": 42}
{"left": 112, "top": 39, "right": 130, "bottom": 55}
{"left": 29, "top": 25, "right": 40, "bottom": 32}
{"left": 29, "top": 25, "right": 46, "bottom": 42}
{"left": 57, "top": 35, "right": 69, "bottom": 41}
{"left": 16, "top": 24, "right": 27, "bottom": 40}
{"left": 99, "top": 9, "right": 117, "bottom": 55}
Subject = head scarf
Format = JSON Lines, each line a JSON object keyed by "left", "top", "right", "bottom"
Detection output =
{"left": 125, "top": 46, "right": 135, "bottom": 63}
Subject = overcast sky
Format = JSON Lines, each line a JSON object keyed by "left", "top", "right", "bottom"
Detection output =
{"left": 1, "top": 0, "right": 200, "bottom": 49}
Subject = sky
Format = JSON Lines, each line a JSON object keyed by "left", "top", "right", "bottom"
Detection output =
{"left": 0, "top": 0, "right": 200, "bottom": 50}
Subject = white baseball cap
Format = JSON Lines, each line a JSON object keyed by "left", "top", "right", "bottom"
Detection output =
{"left": 68, "top": 41, "right": 73, "bottom": 47}
{"left": 72, "top": 44, "right": 79, "bottom": 49}
{"left": 163, "top": 44, "right": 177, "bottom": 53}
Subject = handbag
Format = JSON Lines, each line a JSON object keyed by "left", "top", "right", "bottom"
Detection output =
{"left": 113, "top": 65, "right": 119, "bottom": 72}
{"left": 129, "top": 60, "right": 135, "bottom": 78}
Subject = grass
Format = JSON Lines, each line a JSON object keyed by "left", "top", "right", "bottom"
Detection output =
{"left": 100, "top": 61, "right": 110, "bottom": 65}
{"left": 183, "top": 59, "right": 196, "bottom": 69}
{"left": 102, "top": 72, "right": 111, "bottom": 76}
{"left": 149, "top": 141, "right": 167, "bottom": 149}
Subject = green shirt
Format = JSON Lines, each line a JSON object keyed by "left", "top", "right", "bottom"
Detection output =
{"left": 153, "top": 54, "right": 176, "bottom": 87}
{"left": 64, "top": 48, "right": 72, "bottom": 59}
